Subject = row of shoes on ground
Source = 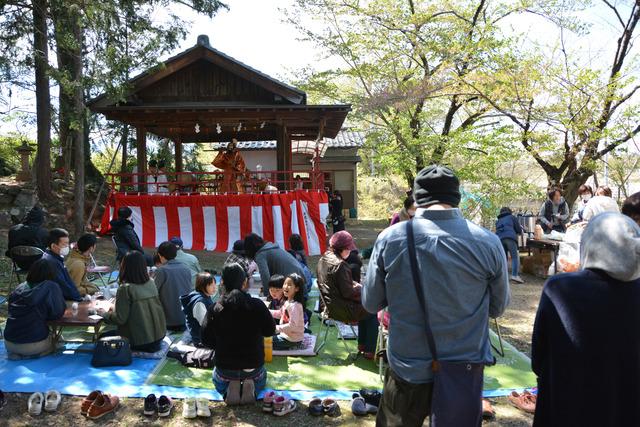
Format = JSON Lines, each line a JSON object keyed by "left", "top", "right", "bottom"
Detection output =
{"left": 80, "top": 390, "right": 119, "bottom": 420}
{"left": 28, "top": 391, "right": 62, "bottom": 416}
{"left": 262, "top": 391, "right": 297, "bottom": 416}
{"left": 145, "top": 394, "right": 214, "bottom": 418}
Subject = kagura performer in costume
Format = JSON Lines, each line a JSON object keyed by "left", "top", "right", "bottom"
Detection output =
{"left": 212, "top": 138, "right": 248, "bottom": 193}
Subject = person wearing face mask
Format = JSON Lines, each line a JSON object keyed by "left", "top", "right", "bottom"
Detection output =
{"left": 390, "top": 196, "right": 416, "bottom": 226}
{"left": 582, "top": 185, "right": 620, "bottom": 221}
{"left": 317, "top": 230, "right": 379, "bottom": 359}
{"left": 571, "top": 184, "right": 593, "bottom": 223}
{"left": 539, "top": 189, "right": 570, "bottom": 233}
{"left": 42, "top": 228, "right": 83, "bottom": 302}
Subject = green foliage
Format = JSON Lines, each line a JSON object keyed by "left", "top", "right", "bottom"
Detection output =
{"left": 0, "top": 133, "right": 33, "bottom": 175}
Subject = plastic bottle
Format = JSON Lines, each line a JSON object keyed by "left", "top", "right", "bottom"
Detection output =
{"left": 534, "top": 224, "right": 544, "bottom": 240}
{"left": 264, "top": 337, "right": 273, "bottom": 363}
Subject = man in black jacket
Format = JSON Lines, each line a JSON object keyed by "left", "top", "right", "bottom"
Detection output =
{"left": 6, "top": 206, "right": 48, "bottom": 269}
{"left": 110, "top": 207, "right": 153, "bottom": 266}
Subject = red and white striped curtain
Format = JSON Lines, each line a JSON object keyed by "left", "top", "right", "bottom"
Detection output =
{"left": 100, "top": 191, "right": 330, "bottom": 255}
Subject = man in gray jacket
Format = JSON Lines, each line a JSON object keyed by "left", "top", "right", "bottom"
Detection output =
{"left": 154, "top": 241, "right": 193, "bottom": 331}
{"left": 363, "top": 165, "right": 510, "bottom": 427}
{"left": 244, "top": 233, "right": 304, "bottom": 293}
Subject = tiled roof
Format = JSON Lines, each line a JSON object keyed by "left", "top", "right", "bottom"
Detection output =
{"left": 208, "top": 130, "right": 364, "bottom": 153}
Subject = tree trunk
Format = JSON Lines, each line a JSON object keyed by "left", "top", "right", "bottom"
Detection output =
{"left": 55, "top": 26, "right": 74, "bottom": 182}
{"left": 120, "top": 124, "right": 129, "bottom": 173}
{"left": 33, "top": 0, "right": 54, "bottom": 201}
{"left": 69, "top": 7, "right": 85, "bottom": 237}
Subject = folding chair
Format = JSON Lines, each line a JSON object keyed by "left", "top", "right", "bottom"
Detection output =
{"left": 110, "top": 235, "right": 120, "bottom": 271}
{"left": 375, "top": 309, "right": 389, "bottom": 381}
{"left": 490, "top": 318, "right": 505, "bottom": 358}
{"left": 7, "top": 246, "right": 45, "bottom": 292}
{"left": 314, "top": 288, "right": 359, "bottom": 360}
{"left": 87, "top": 253, "right": 114, "bottom": 287}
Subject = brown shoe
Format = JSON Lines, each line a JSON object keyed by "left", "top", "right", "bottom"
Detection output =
{"left": 80, "top": 391, "right": 102, "bottom": 416}
{"left": 508, "top": 391, "right": 536, "bottom": 414}
{"left": 482, "top": 399, "right": 495, "bottom": 420}
{"left": 87, "top": 393, "right": 119, "bottom": 420}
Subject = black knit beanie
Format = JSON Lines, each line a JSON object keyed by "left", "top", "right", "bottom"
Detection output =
{"left": 413, "top": 165, "right": 461, "bottom": 208}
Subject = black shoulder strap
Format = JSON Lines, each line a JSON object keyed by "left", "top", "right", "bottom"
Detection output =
{"left": 406, "top": 219, "right": 439, "bottom": 364}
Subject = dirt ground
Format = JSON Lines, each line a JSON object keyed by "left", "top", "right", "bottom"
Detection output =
{"left": 0, "top": 219, "right": 542, "bottom": 426}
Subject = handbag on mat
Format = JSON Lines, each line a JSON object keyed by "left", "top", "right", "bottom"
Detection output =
{"left": 167, "top": 347, "right": 215, "bottom": 369}
{"left": 406, "top": 219, "right": 485, "bottom": 427}
{"left": 91, "top": 336, "right": 132, "bottom": 367}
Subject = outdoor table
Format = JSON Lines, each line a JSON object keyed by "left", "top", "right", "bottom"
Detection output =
{"left": 527, "top": 238, "right": 561, "bottom": 275}
{"left": 48, "top": 300, "right": 112, "bottom": 344}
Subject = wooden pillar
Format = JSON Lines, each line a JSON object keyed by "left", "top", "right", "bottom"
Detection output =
{"left": 136, "top": 126, "right": 147, "bottom": 193}
{"left": 175, "top": 140, "right": 183, "bottom": 172}
{"left": 276, "top": 123, "right": 291, "bottom": 190}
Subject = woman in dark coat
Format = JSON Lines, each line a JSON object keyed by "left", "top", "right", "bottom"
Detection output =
{"left": 317, "top": 231, "right": 378, "bottom": 358}
{"left": 532, "top": 212, "right": 640, "bottom": 426}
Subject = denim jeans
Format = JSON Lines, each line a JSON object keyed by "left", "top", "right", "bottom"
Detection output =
{"left": 501, "top": 238, "right": 520, "bottom": 276}
{"left": 213, "top": 366, "right": 267, "bottom": 397}
{"left": 273, "top": 335, "right": 303, "bottom": 350}
{"left": 358, "top": 313, "right": 379, "bottom": 353}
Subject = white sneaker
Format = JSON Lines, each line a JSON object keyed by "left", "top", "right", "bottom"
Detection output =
{"left": 196, "top": 398, "right": 211, "bottom": 417}
{"left": 182, "top": 398, "right": 197, "bottom": 419}
{"left": 511, "top": 276, "right": 525, "bottom": 284}
{"left": 28, "top": 392, "right": 44, "bottom": 416}
{"left": 44, "top": 390, "right": 62, "bottom": 412}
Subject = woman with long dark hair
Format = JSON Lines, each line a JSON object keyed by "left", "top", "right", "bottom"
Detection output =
{"left": 201, "top": 263, "right": 275, "bottom": 404}
{"left": 98, "top": 251, "right": 166, "bottom": 352}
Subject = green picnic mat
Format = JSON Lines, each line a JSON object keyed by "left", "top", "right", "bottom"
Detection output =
{"left": 150, "top": 309, "right": 382, "bottom": 390}
{"left": 148, "top": 313, "right": 536, "bottom": 394}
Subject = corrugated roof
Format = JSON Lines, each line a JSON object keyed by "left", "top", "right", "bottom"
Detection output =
{"left": 208, "top": 130, "right": 364, "bottom": 153}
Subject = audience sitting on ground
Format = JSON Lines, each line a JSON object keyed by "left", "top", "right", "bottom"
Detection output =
{"left": 244, "top": 233, "right": 304, "bottom": 295}
{"left": 287, "top": 234, "right": 313, "bottom": 297}
{"left": 582, "top": 185, "right": 620, "bottom": 221}
{"left": 571, "top": 184, "right": 593, "bottom": 223}
{"left": 66, "top": 233, "right": 100, "bottom": 297}
{"left": 170, "top": 236, "right": 202, "bottom": 285}
{"left": 110, "top": 207, "right": 153, "bottom": 266}
{"left": 181, "top": 272, "right": 217, "bottom": 347}
{"left": 225, "top": 240, "right": 258, "bottom": 286}
{"left": 622, "top": 191, "right": 640, "bottom": 226}
{"left": 201, "top": 263, "right": 276, "bottom": 403}
{"left": 42, "top": 228, "right": 82, "bottom": 302}
{"left": 6, "top": 205, "right": 48, "bottom": 270}
{"left": 532, "top": 213, "right": 640, "bottom": 426}
{"left": 271, "top": 273, "right": 306, "bottom": 350}
{"left": 390, "top": 196, "right": 416, "bottom": 225}
{"left": 317, "top": 230, "right": 378, "bottom": 359}
{"left": 3, "top": 258, "right": 66, "bottom": 359}
{"left": 154, "top": 241, "right": 193, "bottom": 332}
{"left": 98, "top": 251, "right": 167, "bottom": 353}
{"left": 267, "top": 274, "right": 286, "bottom": 313}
